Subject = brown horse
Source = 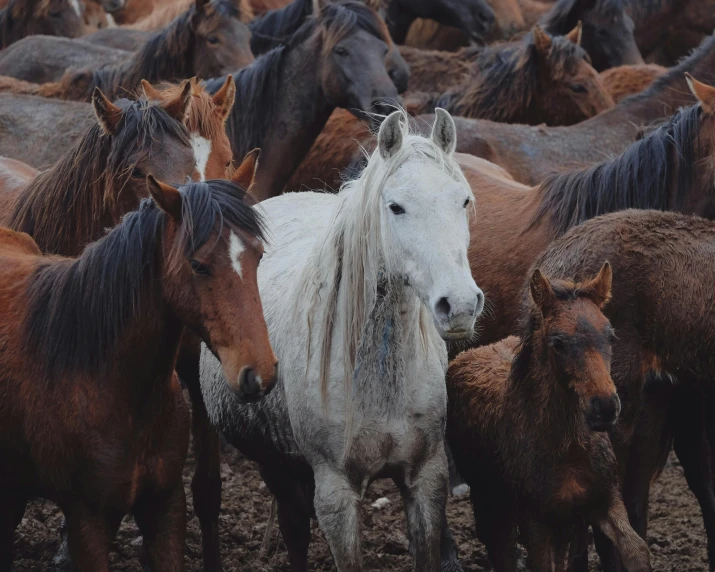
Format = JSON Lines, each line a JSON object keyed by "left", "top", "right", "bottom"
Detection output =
{"left": 0, "top": 85, "right": 200, "bottom": 255}
{"left": 530, "top": 210, "right": 715, "bottom": 570}
{"left": 399, "top": 45, "right": 477, "bottom": 93}
{"left": 599, "top": 63, "right": 667, "bottom": 103}
{"left": 0, "top": 0, "right": 84, "bottom": 48}
{"left": 0, "top": 0, "right": 253, "bottom": 98}
{"left": 0, "top": 174, "right": 277, "bottom": 571}
{"left": 204, "top": 0, "right": 398, "bottom": 201}
{"left": 447, "top": 264, "right": 651, "bottom": 572}
{"left": 438, "top": 24, "right": 614, "bottom": 126}
{"left": 0, "top": 77, "right": 235, "bottom": 175}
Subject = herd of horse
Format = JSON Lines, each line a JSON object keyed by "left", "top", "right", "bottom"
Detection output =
{"left": 1, "top": 0, "right": 715, "bottom": 571}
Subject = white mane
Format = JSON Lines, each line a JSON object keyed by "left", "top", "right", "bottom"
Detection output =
{"left": 296, "top": 110, "right": 473, "bottom": 426}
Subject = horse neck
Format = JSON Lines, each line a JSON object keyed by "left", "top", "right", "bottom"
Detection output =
{"left": 507, "top": 333, "right": 586, "bottom": 451}
{"left": 94, "top": 19, "right": 194, "bottom": 98}
{"left": 612, "top": 40, "right": 715, "bottom": 124}
{"left": 11, "top": 160, "right": 117, "bottom": 256}
{"left": 249, "top": 36, "right": 335, "bottom": 201}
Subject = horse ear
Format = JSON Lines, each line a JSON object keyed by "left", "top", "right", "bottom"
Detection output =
{"left": 529, "top": 268, "right": 555, "bottom": 315}
{"left": 581, "top": 261, "right": 612, "bottom": 308}
{"left": 163, "top": 79, "right": 192, "bottom": 124}
{"left": 686, "top": 73, "right": 715, "bottom": 114}
{"left": 431, "top": 108, "right": 457, "bottom": 156}
{"left": 378, "top": 111, "right": 403, "bottom": 159}
{"left": 212, "top": 75, "right": 236, "bottom": 124}
{"left": 232, "top": 149, "right": 260, "bottom": 190}
{"left": 146, "top": 176, "right": 183, "bottom": 221}
{"left": 532, "top": 25, "right": 553, "bottom": 56}
{"left": 566, "top": 21, "right": 582, "bottom": 46}
{"left": 312, "top": 0, "right": 326, "bottom": 17}
{"left": 92, "top": 87, "right": 122, "bottom": 135}
{"left": 140, "top": 79, "right": 162, "bottom": 101}
{"left": 195, "top": 0, "right": 210, "bottom": 13}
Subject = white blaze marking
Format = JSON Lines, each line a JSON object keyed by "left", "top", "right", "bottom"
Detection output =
{"left": 229, "top": 231, "right": 245, "bottom": 279}
{"left": 190, "top": 134, "right": 212, "bottom": 182}
{"left": 69, "top": 0, "right": 82, "bottom": 17}
{"left": 105, "top": 13, "right": 117, "bottom": 27}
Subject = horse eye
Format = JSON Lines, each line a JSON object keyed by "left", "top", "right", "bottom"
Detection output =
{"left": 569, "top": 83, "right": 587, "bottom": 94}
{"left": 550, "top": 337, "right": 566, "bottom": 352}
{"left": 131, "top": 167, "right": 143, "bottom": 179}
{"left": 334, "top": 46, "right": 349, "bottom": 57}
{"left": 190, "top": 260, "right": 211, "bottom": 277}
{"left": 207, "top": 35, "right": 220, "bottom": 46}
{"left": 463, "top": 198, "right": 470, "bottom": 208}
{"left": 389, "top": 203, "right": 405, "bottom": 215}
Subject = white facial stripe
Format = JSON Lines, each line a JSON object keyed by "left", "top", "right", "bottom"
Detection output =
{"left": 229, "top": 231, "right": 245, "bottom": 279}
{"left": 69, "top": 0, "right": 81, "bottom": 17}
{"left": 190, "top": 134, "right": 212, "bottom": 182}
{"left": 105, "top": 13, "right": 117, "bottom": 27}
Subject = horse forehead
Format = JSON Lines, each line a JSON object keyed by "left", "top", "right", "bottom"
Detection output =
{"left": 390, "top": 161, "right": 467, "bottom": 200}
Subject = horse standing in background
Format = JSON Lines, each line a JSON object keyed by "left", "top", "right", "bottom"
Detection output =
{"left": 0, "top": 0, "right": 84, "bottom": 48}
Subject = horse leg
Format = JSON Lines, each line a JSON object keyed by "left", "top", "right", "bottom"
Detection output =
{"left": 673, "top": 391, "right": 715, "bottom": 570}
{"left": 524, "top": 521, "right": 555, "bottom": 572}
{"left": 177, "top": 335, "right": 223, "bottom": 572}
{"left": 133, "top": 483, "right": 187, "bottom": 572}
{"left": 439, "top": 512, "right": 463, "bottom": 572}
{"left": 469, "top": 487, "right": 518, "bottom": 572}
{"left": 313, "top": 465, "right": 362, "bottom": 571}
{"left": 65, "top": 505, "right": 112, "bottom": 572}
{"left": 397, "top": 450, "right": 448, "bottom": 572}
{"left": 0, "top": 492, "right": 26, "bottom": 569}
{"left": 591, "top": 494, "right": 651, "bottom": 572}
{"left": 259, "top": 466, "right": 312, "bottom": 572}
{"left": 565, "top": 520, "right": 588, "bottom": 572}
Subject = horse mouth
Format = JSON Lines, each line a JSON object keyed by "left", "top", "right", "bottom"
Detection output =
{"left": 440, "top": 328, "right": 473, "bottom": 341}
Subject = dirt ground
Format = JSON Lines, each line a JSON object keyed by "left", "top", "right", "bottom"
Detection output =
{"left": 12, "top": 447, "right": 708, "bottom": 571}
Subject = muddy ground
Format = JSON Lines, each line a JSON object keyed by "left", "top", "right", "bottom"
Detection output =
{"left": 13, "top": 446, "right": 707, "bottom": 571}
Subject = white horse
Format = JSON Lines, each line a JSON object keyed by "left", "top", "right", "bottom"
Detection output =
{"left": 200, "top": 108, "right": 483, "bottom": 571}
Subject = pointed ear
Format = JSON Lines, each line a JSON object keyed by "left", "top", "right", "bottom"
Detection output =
{"left": 163, "top": 79, "right": 192, "bottom": 124}
{"left": 232, "top": 148, "right": 260, "bottom": 190}
{"left": 212, "top": 75, "right": 236, "bottom": 123}
{"left": 529, "top": 268, "right": 555, "bottom": 315}
{"left": 92, "top": 87, "right": 122, "bottom": 135}
{"left": 581, "top": 261, "right": 612, "bottom": 308}
{"left": 195, "top": 0, "right": 210, "bottom": 12}
{"left": 566, "top": 21, "right": 582, "bottom": 46}
{"left": 686, "top": 73, "right": 715, "bottom": 114}
{"left": 140, "top": 79, "right": 162, "bottom": 101}
{"left": 312, "top": 0, "right": 326, "bottom": 17}
{"left": 378, "top": 111, "right": 403, "bottom": 159}
{"left": 532, "top": 25, "right": 553, "bottom": 56}
{"left": 431, "top": 108, "right": 457, "bottom": 155}
{"left": 146, "top": 176, "right": 183, "bottom": 220}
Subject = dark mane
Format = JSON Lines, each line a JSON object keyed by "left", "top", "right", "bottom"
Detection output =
{"left": 24, "top": 179, "right": 265, "bottom": 382}
{"left": 205, "top": 0, "right": 388, "bottom": 160}
{"left": 630, "top": 34, "right": 715, "bottom": 102}
{"left": 9, "top": 97, "right": 190, "bottom": 255}
{"left": 67, "top": 0, "right": 240, "bottom": 100}
{"left": 541, "top": 0, "right": 626, "bottom": 32}
{"left": 249, "top": 0, "right": 313, "bottom": 55}
{"left": 438, "top": 31, "right": 589, "bottom": 123}
{"left": 531, "top": 104, "right": 703, "bottom": 236}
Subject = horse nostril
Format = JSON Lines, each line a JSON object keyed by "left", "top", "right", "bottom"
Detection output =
{"left": 238, "top": 366, "right": 261, "bottom": 398}
{"left": 435, "top": 297, "right": 451, "bottom": 318}
{"left": 474, "top": 291, "right": 485, "bottom": 316}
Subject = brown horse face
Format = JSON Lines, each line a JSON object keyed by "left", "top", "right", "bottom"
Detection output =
{"left": 32, "top": 0, "right": 85, "bottom": 38}
{"left": 530, "top": 263, "right": 619, "bottom": 431}
{"left": 535, "top": 30, "right": 614, "bottom": 125}
{"left": 192, "top": 0, "right": 254, "bottom": 79}
{"left": 149, "top": 175, "right": 278, "bottom": 403}
{"left": 321, "top": 29, "right": 398, "bottom": 119}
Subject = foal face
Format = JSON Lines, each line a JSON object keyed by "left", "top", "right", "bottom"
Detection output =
{"left": 192, "top": 0, "right": 254, "bottom": 79}
{"left": 31, "top": 0, "right": 85, "bottom": 38}
{"left": 321, "top": 28, "right": 398, "bottom": 119}
{"left": 531, "top": 263, "right": 619, "bottom": 431}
